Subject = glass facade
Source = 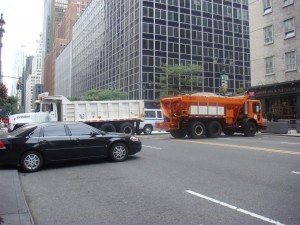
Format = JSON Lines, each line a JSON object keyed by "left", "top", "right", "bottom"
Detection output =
{"left": 71, "top": 0, "right": 250, "bottom": 100}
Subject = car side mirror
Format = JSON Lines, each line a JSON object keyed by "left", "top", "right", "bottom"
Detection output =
{"left": 90, "top": 132, "right": 97, "bottom": 137}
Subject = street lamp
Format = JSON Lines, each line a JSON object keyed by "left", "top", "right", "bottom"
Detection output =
{"left": 0, "top": 13, "right": 5, "bottom": 81}
{"left": 213, "top": 55, "right": 234, "bottom": 94}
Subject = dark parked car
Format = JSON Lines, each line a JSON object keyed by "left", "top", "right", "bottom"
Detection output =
{"left": 0, "top": 122, "right": 142, "bottom": 172}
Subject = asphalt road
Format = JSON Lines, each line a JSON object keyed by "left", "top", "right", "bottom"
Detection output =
{"left": 19, "top": 133, "right": 300, "bottom": 225}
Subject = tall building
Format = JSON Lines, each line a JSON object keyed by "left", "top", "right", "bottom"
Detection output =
{"left": 249, "top": 0, "right": 300, "bottom": 120}
{"left": 69, "top": 0, "right": 250, "bottom": 104}
{"left": 43, "top": 0, "right": 91, "bottom": 95}
{"left": 25, "top": 35, "right": 43, "bottom": 112}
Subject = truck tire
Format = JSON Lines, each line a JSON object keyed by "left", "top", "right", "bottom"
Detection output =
{"left": 119, "top": 122, "right": 134, "bottom": 134}
{"left": 100, "top": 123, "right": 116, "bottom": 133}
{"left": 206, "top": 121, "right": 222, "bottom": 138}
{"left": 223, "top": 128, "right": 235, "bottom": 136}
{"left": 143, "top": 125, "right": 153, "bottom": 135}
{"left": 170, "top": 130, "right": 187, "bottom": 138}
{"left": 244, "top": 121, "right": 256, "bottom": 137}
{"left": 188, "top": 121, "right": 206, "bottom": 139}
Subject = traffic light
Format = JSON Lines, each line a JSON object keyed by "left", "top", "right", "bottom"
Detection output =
{"left": 16, "top": 80, "right": 22, "bottom": 90}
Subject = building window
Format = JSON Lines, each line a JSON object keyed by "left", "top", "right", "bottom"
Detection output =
{"left": 265, "top": 56, "right": 274, "bottom": 75}
{"left": 284, "top": 18, "right": 295, "bottom": 39}
{"left": 283, "top": 0, "right": 293, "bottom": 7}
{"left": 264, "top": 25, "right": 273, "bottom": 44}
{"left": 263, "top": 0, "right": 272, "bottom": 14}
{"left": 285, "top": 51, "right": 296, "bottom": 71}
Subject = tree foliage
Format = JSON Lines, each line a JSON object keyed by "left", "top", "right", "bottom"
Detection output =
{"left": 69, "top": 89, "right": 128, "bottom": 101}
{"left": 0, "top": 82, "right": 8, "bottom": 103}
{"left": 3, "top": 96, "right": 19, "bottom": 115}
{"left": 159, "top": 63, "right": 203, "bottom": 97}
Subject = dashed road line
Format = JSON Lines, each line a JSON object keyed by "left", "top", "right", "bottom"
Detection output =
{"left": 280, "top": 142, "right": 300, "bottom": 145}
{"left": 291, "top": 171, "right": 300, "bottom": 175}
{"left": 142, "top": 145, "right": 161, "bottom": 150}
{"left": 186, "top": 190, "right": 284, "bottom": 225}
{"left": 175, "top": 139, "right": 300, "bottom": 155}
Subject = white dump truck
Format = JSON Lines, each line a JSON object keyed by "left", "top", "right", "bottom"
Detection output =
{"left": 8, "top": 93, "right": 145, "bottom": 134}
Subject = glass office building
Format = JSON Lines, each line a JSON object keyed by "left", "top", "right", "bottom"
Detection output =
{"left": 71, "top": 0, "right": 250, "bottom": 103}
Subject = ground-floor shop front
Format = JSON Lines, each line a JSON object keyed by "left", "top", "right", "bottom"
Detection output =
{"left": 249, "top": 80, "right": 300, "bottom": 122}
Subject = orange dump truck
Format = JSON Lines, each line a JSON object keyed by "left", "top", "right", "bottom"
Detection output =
{"left": 156, "top": 93, "right": 263, "bottom": 138}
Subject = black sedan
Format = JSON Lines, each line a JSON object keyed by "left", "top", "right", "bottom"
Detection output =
{"left": 0, "top": 122, "right": 142, "bottom": 172}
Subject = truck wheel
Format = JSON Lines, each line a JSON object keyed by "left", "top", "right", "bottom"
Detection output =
{"left": 100, "top": 123, "right": 116, "bottom": 133}
{"left": 143, "top": 125, "right": 153, "bottom": 135}
{"left": 110, "top": 143, "right": 128, "bottom": 162}
{"left": 244, "top": 121, "right": 256, "bottom": 137}
{"left": 119, "top": 122, "right": 134, "bottom": 134}
{"left": 224, "top": 128, "right": 235, "bottom": 136}
{"left": 188, "top": 121, "right": 205, "bottom": 139}
{"left": 206, "top": 121, "right": 222, "bottom": 138}
{"left": 20, "top": 151, "right": 44, "bottom": 172}
{"left": 170, "top": 130, "right": 187, "bottom": 139}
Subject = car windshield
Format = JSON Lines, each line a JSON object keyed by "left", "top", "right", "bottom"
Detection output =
{"left": 9, "top": 124, "right": 38, "bottom": 137}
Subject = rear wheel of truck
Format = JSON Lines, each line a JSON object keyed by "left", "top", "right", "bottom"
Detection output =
{"left": 188, "top": 121, "right": 206, "bottom": 139}
{"left": 119, "top": 122, "right": 134, "bottom": 134}
{"left": 100, "top": 123, "right": 116, "bottom": 133}
{"left": 223, "top": 128, "right": 235, "bottom": 136}
{"left": 244, "top": 121, "right": 256, "bottom": 137}
{"left": 170, "top": 130, "right": 187, "bottom": 138}
{"left": 206, "top": 121, "right": 222, "bottom": 138}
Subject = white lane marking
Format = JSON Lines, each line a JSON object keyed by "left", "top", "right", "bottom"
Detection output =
{"left": 280, "top": 142, "right": 299, "bottom": 145}
{"left": 142, "top": 145, "right": 161, "bottom": 150}
{"left": 291, "top": 171, "right": 300, "bottom": 175}
{"left": 186, "top": 190, "right": 284, "bottom": 225}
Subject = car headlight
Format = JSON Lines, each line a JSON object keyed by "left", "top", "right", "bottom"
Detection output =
{"left": 130, "top": 136, "right": 139, "bottom": 142}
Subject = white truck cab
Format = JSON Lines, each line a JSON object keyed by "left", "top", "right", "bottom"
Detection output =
{"left": 138, "top": 109, "right": 163, "bottom": 135}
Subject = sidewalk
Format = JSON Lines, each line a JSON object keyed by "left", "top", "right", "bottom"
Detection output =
{"left": 259, "top": 129, "right": 300, "bottom": 137}
{"left": 0, "top": 169, "right": 34, "bottom": 225}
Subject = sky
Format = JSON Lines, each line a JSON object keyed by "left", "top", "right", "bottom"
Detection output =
{"left": 0, "top": 0, "right": 43, "bottom": 93}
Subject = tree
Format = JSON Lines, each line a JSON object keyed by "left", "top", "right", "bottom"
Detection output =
{"left": 159, "top": 63, "right": 203, "bottom": 97}
{"left": 0, "top": 82, "right": 8, "bottom": 103}
{"left": 3, "top": 96, "right": 19, "bottom": 115}
{"left": 81, "top": 89, "right": 128, "bottom": 101}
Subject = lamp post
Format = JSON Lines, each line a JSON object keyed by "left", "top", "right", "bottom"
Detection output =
{"left": 213, "top": 55, "right": 234, "bottom": 94}
{"left": 0, "top": 13, "right": 5, "bottom": 81}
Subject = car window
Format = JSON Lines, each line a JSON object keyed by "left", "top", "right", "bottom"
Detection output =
{"left": 67, "top": 124, "right": 95, "bottom": 136}
{"left": 10, "top": 124, "right": 38, "bottom": 137}
{"left": 42, "top": 124, "right": 67, "bottom": 137}
{"left": 157, "top": 110, "right": 162, "bottom": 118}
{"left": 28, "top": 128, "right": 41, "bottom": 138}
{"left": 145, "top": 111, "right": 155, "bottom": 118}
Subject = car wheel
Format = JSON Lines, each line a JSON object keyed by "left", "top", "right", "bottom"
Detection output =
{"left": 143, "top": 125, "right": 153, "bottom": 135}
{"left": 110, "top": 143, "right": 128, "bottom": 162}
{"left": 20, "top": 151, "right": 44, "bottom": 172}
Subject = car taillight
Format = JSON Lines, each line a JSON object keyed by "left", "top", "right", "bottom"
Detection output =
{"left": 0, "top": 140, "right": 6, "bottom": 149}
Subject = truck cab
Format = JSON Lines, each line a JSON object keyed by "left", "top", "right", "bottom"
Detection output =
{"left": 138, "top": 109, "right": 163, "bottom": 134}
{"left": 8, "top": 101, "right": 59, "bottom": 131}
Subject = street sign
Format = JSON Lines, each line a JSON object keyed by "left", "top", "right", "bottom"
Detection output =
{"left": 221, "top": 75, "right": 228, "bottom": 80}
{"left": 221, "top": 80, "right": 228, "bottom": 88}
